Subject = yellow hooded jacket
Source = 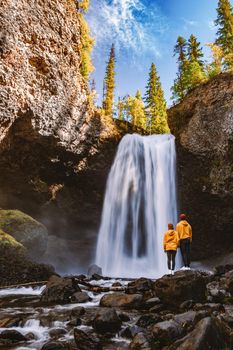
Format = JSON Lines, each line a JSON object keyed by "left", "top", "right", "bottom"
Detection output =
{"left": 163, "top": 230, "right": 179, "bottom": 251}
{"left": 176, "top": 220, "right": 192, "bottom": 241}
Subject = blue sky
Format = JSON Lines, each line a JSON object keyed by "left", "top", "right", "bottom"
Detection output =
{"left": 86, "top": 0, "right": 232, "bottom": 106}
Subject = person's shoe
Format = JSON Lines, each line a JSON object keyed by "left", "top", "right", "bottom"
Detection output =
{"left": 186, "top": 267, "right": 191, "bottom": 270}
{"left": 171, "top": 270, "right": 174, "bottom": 275}
{"left": 180, "top": 266, "right": 186, "bottom": 271}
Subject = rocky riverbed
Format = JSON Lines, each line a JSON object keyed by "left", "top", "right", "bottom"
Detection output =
{"left": 1, "top": 267, "right": 233, "bottom": 349}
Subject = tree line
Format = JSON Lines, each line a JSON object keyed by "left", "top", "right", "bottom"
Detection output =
{"left": 79, "top": 0, "right": 233, "bottom": 134}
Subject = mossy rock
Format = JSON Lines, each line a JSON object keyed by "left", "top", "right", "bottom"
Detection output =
{"left": 0, "top": 229, "right": 25, "bottom": 254}
{"left": 0, "top": 210, "right": 48, "bottom": 258}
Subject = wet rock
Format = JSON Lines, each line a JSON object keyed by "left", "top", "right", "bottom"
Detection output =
{"left": 0, "top": 317, "right": 21, "bottom": 328}
{"left": 88, "top": 264, "right": 102, "bottom": 277}
{"left": 143, "top": 297, "right": 161, "bottom": 309}
{"left": 120, "top": 325, "right": 144, "bottom": 339}
{"left": 126, "top": 278, "right": 154, "bottom": 294}
{"left": 173, "top": 311, "right": 199, "bottom": 331}
{"left": 193, "top": 303, "right": 225, "bottom": 313}
{"left": 67, "top": 318, "right": 82, "bottom": 326}
{"left": 149, "top": 304, "right": 164, "bottom": 313}
{"left": 93, "top": 308, "right": 122, "bottom": 334}
{"left": 71, "top": 306, "right": 86, "bottom": 317}
{"left": 100, "top": 293, "right": 143, "bottom": 309}
{"left": 173, "top": 317, "right": 230, "bottom": 350}
{"left": 25, "top": 332, "right": 35, "bottom": 340}
{"left": 74, "top": 328, "right": 102, "bottom": 350}
{"left": 179, "top": 300, "right": 195, "bottom": 311}
{"left": 214, "top": 264, "right": 233, "bottom": 276}
{"left": 0, "top": 329, "right": 26, "bottom": 345}
{"left": 207, "top": 281, "right": 227, "bottom": 302}
{"left": 49, "top": 328, "right": 67, "bottom": 338}
{"left": 154, "top": 271, "right": 207, "bottom": 306}
{"left": 136, "top": 314, "right": 162, "bottom": 328}
{"left": 41, "top": 341, "right": 69, "bottom": 350}
{"left": 129, "top": 332, "right": 152, "bottom": 350}
{"left": 118, "top": 312, "right": 130, "bottom": 322}
{"left": 151, "top": 319, "right": 184, "bottom": 346}
{"left": 71, "top": 291, "right": 91, "bottom": 303}
{"left": 40, "top": 275, "right": 81, "bottom": 304}
{"left": 112, "top": 281, "right": 122, "bottom": 287}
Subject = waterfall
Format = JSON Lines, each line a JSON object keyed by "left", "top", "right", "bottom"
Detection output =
{"left": 96, "top": 133, "right": 179, "bottom": 278}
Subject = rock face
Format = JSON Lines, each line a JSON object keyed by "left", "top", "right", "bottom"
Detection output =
{"left": 168, "top": 73, "right": 233, "bottom": 259}
{"left": 0, "top": 0, "right": 144, "bottom": 271}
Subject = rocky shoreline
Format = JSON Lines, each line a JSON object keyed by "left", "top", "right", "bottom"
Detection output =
{"left": 1, "top": 266, "right": 233, "bottom": 349}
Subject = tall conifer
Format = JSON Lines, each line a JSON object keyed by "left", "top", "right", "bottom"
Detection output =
{"left": 215, "top": 0, "right": 233, "bottom": 69}
{"left": 145, "top": 64, "right": 169, "bottom": 134}
{"left": 103, "top": 44, "right": 116, "bottom": 116}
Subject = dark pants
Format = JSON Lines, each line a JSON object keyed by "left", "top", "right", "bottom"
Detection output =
{"left": 167, "top": 250, "right": 177, "bottom": 270}
{"left": 180, "top": 238, "right": 191, "bottom": 267}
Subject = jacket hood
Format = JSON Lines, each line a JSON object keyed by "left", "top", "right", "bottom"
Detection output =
{"left": 168, "top": 230, "right": 175, "bottom": 236}
{"left": 180, "top": 220, "right": 189, "bottom": 226}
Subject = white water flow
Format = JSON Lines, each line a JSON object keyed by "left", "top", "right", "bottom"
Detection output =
{"left": 96, "top": 133, "right": 179, "bottom": 278}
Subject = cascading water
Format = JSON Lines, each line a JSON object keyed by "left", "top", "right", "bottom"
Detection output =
{"left": 96, "top": 133, "right": 179, "bottom": 278}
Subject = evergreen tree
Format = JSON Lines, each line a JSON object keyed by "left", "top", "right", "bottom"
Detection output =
{"left": 171, "top": 36, "right": 189, "bottom": 102}
{"left": 215, "top": 0, "right": 233, "bottom": 69}
{"left": 186, "top": 35, "right": 207, "bottom": 89}
{"left": 103, "top": 44, "right": 116, "bottom": 116}
{"left": 188, "top": 35, "right": 204, "bottom": 66}
{"left": 145, "top": 63, "right": 170, "bottom": 134}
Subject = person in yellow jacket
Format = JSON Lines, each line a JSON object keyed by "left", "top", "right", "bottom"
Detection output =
{"left": 163, "top": 223, "right": 179, "bottom": 275}
{"left": 176, "top": 214, "right": 192, "bottom": 270}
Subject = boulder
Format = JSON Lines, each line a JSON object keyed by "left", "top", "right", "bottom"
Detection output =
{"left": 120, "top": 325, "right": 144, "bottom": 339}
{"left": 136, "top": 314, "right": 162, "bottom": 328}
{"left": 173, "top": 311, "right": 198, "bottom": 331}
{"left": 0, "top": 330, "right": 26, "bottom": 345}
{"left": 49, "top": 328, "right": 67, "bottom": 338}
{"left": 0, "top": 209, "right": 48, "bottom": 258}
{"left": 40, "top": 275, "right": 81, "bottom": 304}
{"left": 174, "top": 317, "right": 230, "bottom": 350}
{"left": 93, "top": 308, "right": 122, "bottom": 334}
{"left": 41, "top": 341, "right": 69, "bottom": 350}
{"left": 126, "top": 278, "right": 154, "bottom": 294}
{"left": 129, "top": 332, "right": 152, "bottom": 350}
{"left": 88, "top": 264, "right": 102, "bottom": 277}
{"left": 74, "top": 328, "right": 102, "bottom": 350}
{"left": 151, "top": 319, "right": 184, "bottom": 346}
{"left": 100, "top": 293, "right": 143, "bottom": 309}
{"left": 154, "top": 271, "right": 207, "bottom": 306}
{"left": 71, "top": 291, "right": 91, "bottom": 303}
{"left": 70, "top": 306, "right": 86, "bottom": 317}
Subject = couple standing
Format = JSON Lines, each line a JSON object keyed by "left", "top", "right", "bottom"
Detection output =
{"left": 163, "top": 213, "right": 192, "bottom": 275}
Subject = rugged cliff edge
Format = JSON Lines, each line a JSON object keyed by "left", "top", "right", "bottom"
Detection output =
{"left": 168, "top": 73, "right": 233, "bottom": 260}
{"left": 0, "top": 0, "right": 141, "bottom": 270}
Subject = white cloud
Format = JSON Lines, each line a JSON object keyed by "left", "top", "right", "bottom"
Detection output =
{"left": 86, "top": 0, "right": 168, "bottom": 62}
{"left": 182, "top": 18, "right": 198, "bottom": 27}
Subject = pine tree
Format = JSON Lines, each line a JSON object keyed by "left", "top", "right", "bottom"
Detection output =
{"left": 145, "top": 63, "right": 170, "bottom": 134}
{"left": 188, "top": 35, "right": 204, "bottom": 66}
{"left": 186, "top": 35, "right": 207, "bottom": 89}
{"left": 103, "top": 44, "right": 116, "bottom": 116}
{"left": 171, "top": 36, "right": 189, "bottom": 102}
{"left": 215, "top": 0, "right": 233, "bottom": 70}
